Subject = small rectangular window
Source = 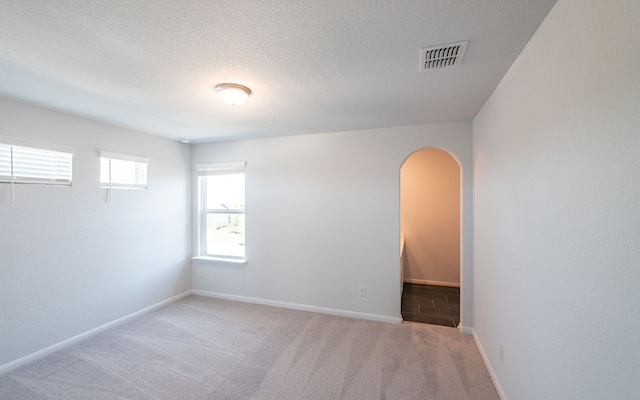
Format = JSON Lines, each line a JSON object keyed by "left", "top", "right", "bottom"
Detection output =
{"left": 0, "top": 137, "right": 73, "bottom": 186}
{"left": 197, "top": 162, "right": 246, "bottom": 259}
{"left": 100, "top": 151, "right": 148, "bottom": 189}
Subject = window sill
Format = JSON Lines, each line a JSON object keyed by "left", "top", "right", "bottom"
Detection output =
{"left": 191, "top": 256, "right": 247, "bottom": 266}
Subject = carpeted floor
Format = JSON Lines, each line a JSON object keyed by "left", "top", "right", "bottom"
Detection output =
{"left": 0, "top": 295, "right": 499, "bottom": 399}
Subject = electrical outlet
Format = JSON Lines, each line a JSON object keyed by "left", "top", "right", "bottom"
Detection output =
{"left": 358, "top": 286, "right": 366, "bottom": 297}
{"left": 197, "top": 267, "right": 204, "bottom": 278}
{"left": 499, "top": 344, "right": 504, "bottom": 363}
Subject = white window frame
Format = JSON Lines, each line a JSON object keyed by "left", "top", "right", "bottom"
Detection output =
{"left": 100, "top": 151, "right": 148, "bottom": 202}
{"left": 195, "top": 162, "right": 246, "bottom": 263}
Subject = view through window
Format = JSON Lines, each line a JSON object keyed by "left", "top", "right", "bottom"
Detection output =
{"left": 200, "top": 169, "right": 245, "bottom": 258}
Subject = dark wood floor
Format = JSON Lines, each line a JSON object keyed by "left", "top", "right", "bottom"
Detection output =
{"left": 402, "top": 283, "right": 460, "bottom": 327}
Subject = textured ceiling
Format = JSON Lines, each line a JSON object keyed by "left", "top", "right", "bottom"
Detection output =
{"left": 0, "top": 0, "right": 557, "bottom": 143}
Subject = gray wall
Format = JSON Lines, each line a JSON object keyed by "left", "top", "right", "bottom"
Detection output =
{"left": 473, "top": 0, "right": 640, "bottom": 398}
{"left": 0, "top": 99, "right": 192, "bottom": 367}
{"left": 192, "top": 122, "right": 473, "bottom": 326}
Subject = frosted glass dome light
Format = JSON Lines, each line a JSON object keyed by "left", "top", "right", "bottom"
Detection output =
{"left": 215, "top": 83, "right": 251, "bottom": 106}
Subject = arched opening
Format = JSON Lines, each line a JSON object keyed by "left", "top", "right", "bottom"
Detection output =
{"left": 400, "top": 147, "right": 461, "bottom": 327}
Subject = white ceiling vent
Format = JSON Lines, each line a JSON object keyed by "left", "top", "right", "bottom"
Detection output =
{"left": 420, "top": 41, "right": 469, "bottom": 71}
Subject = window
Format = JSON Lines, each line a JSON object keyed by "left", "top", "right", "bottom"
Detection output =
{"left": 0, "top": 137, "right": 73, "bottom": 186}
{"left": 197, "top": 162, "right": 246, "bottom": 259}
{"left": 100, "top": 151, "right": 148, "bottom": 190}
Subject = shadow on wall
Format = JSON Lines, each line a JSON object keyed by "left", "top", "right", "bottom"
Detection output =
{"left": 400, "top": 148, "right": 460, "bottom": 287}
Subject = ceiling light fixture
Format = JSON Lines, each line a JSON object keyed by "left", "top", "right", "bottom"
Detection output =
{"left": 215, "top": 83, "right": 251, "bottom": 106}
{"left": 180, "top": 138, "right": 190, "bottom": 144}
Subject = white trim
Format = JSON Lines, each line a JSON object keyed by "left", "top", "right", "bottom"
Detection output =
{"left": 196, "top": 161, "right": 245, "bottom": 172}
{"left": 197, "top": 174, "right": 206, "bottom": 254}
{"left": 196, "top": 162, "right": 246, "bottom": 176}
{"left": 99, "top": 183, "right": 147, "bottom": 190}
{"left": 457, "top": 324, "right": 474, "bottom": 335}
{"left": 404, "top": 278, "right": 461, "bottom": 288}
{"left": 0, "top": 135, "right": 74, "bottom": 154}
{"left": 191, "top": 255, "right": 247, "bottom": 265}
{"left": 472, "top": 330, "right": 508, "bottom": 400}
{"left": 0, "top": 291, "right": 191, "bottom": 376}
{"left": 195, "top": 167, "right": 246, "bottom": 258}
{"left": 192, "top": 289, "right": 402, "bottom": 324}
{"left": 100, "top": 151, "right": 149, "bottom": 164}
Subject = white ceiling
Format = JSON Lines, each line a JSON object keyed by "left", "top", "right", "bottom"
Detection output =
{"left": 0, "top": 0, "right": 557, "bottom": 143}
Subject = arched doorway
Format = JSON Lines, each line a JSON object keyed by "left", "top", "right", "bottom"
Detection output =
{"left": 400, "top": 148, "right": 461, "bottom": 327}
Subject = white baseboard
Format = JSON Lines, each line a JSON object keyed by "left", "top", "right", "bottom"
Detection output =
{"left": 0, "top": 291, "right": 192, "bottom": 376}
{"left": 472, "top": 330, "right": 508, "bottom": 400}
{"left": 457, "top": 324, "right": 474, "bottom": 335}
{"left": 192, "top": 289, "right": 402, "bottom": 324}
{"left": 404, "top": 278, "right": 460, "bottom": 288}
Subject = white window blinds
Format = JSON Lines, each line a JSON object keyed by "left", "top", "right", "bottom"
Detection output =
{"left": 0, "top": 140, "right": 73, "bottom": 185}
{"left": 0, "top": 145, "right": 11, "bottom": 179}
{"left": 100, "top": 151, "right": 148, "bottom": 189}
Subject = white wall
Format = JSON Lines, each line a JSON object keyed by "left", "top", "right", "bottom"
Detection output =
{"left": 473, "top": 1, "right": 640, "bottom": 399}
{"left": 0, "top": 98, "right": 192, "bottom": 367}
{"left": 192, "top": 122, "right": 473, "bottom": 325}
{"left": 401, "top": 148, "right": 460, "bottom": 286}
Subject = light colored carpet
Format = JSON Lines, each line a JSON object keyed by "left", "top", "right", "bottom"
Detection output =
{"left": 0, "top": 295, "right": 499, "bottom": 399}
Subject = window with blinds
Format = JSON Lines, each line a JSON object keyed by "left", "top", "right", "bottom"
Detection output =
{"left": 100, "top": 151, "right": 148, "bottom": 189}
{"left": 0, "top": 140, "right": 73, "bottom": 185}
